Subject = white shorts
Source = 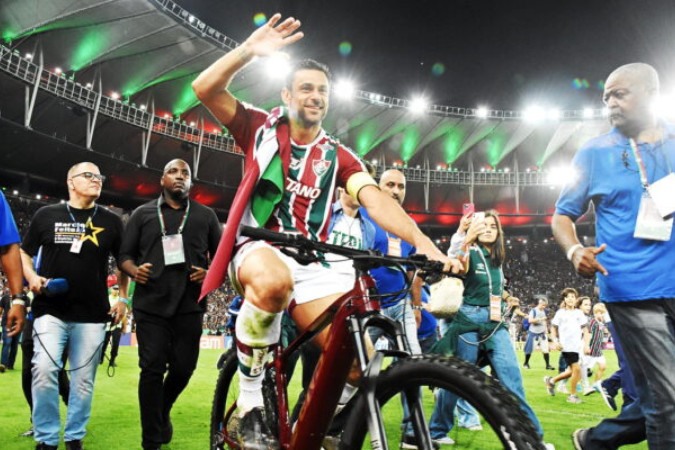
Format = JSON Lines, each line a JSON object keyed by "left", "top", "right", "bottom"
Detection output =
{"left": 582, "top": 354, "right": 606, "bottom": 369}
{"left": 229, "top": 240, "right": 355, "bottom": 305}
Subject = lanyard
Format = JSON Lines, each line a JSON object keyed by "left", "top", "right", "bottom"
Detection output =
{"left": 473, "top": 245, "right": 503, "bottom": 297}
{"left": 157, "top": 197, "right": 190, "bottom": 236}
{"left": 628, "top": 137, "right": 673, "bottom": 190}
{"left": 629, "top": 139, "right": 651, "bottom": 189}
{"left": 66, "top": 203, "right": 98, "bottom": 224}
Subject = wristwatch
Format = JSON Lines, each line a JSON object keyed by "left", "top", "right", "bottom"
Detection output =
{"left": 11, "top": 292, "right": 30, "bottom": 307}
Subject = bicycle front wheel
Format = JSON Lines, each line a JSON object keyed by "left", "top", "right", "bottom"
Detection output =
{"left": 340, "top": 354, "right": 546, "bottom": 450}
{"left": 211, "top": 349, "right": 241, "bottom": 450}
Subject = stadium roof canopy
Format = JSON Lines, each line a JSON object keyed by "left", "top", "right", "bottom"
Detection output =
{"left": 0, "top": 0, "right": 617, "bottom": 230}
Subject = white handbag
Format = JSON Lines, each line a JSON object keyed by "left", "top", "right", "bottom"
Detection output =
{"left": 428, "top": 277, "right": 464, "bottom": 319}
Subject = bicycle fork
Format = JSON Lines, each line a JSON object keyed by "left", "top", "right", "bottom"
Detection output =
{"left": 350, "top": 314, "right": 437, "bottom": 450}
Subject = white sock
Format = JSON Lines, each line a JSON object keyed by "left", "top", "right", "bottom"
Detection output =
{"left": 235, "top": 301, "right": 282, "bottom": 413}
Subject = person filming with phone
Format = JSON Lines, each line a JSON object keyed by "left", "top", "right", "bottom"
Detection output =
{"left": 429, "top": 209, "right": 552, "bottom": 448}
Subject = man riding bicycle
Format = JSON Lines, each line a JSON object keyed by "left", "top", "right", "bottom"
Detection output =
{"left": 193, "top": 13, "right": 458, "bottom": 448}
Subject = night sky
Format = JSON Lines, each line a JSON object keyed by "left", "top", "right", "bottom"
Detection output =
{"left": 179, "top": 0, "right": 675, "bottom": 110}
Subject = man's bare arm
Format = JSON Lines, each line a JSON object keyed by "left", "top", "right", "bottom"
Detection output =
{"left": 192, "top": 13, "right": 303, "bottom": 126}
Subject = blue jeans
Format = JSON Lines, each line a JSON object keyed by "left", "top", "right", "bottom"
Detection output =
{"left": 437, "top": 318, "right": 480, "bottom": 429}
{"left": 32, "top": 315, "right": 105, "bottom": 446}
{"left": 584, "top": 300, "right": 675, "bottom": 450}
{"left": 372, "top": 300, "right": 422, "bottom": 354}
{"left": 370, "top": 300, "right": 422, "bottom": 436}
{"left": 429, "top": 305, "right": 543, "bottom": 439}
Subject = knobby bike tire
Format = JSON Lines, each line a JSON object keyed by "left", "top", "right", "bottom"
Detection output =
{"left": 340, "top": 354, "right": 546, "bottom": 450}
{"left": 211, "top": 349, "right": 240, "bottom": 450}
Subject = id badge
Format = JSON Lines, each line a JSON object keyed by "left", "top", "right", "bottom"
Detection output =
{"left": 387, "top": 236, "right": 402, "bottom": 257}
{"left": 70, "top": 237, "right": 83, "bottom": 254}
{"left": 489, "top": 294, "right": 502, "bottom": 322}
{"left": 647, "top": 173, "right": 675, "bottom": 218}
{"left": 162, "top": 234, "right": 186, "bottom": 265}
{"left": 634, "top": 194, "right": 673, "bottom": 241}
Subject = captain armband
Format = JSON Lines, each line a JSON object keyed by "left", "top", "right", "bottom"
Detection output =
{"left": 346, "top": 172, "right": 378, "bottom": 201}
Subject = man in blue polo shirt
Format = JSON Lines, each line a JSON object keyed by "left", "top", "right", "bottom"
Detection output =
{"left": 361, "top": 169, "right": 437, "bottom": 449}
{"left": 553, "top": 62, "right": 675, "bottom": 450}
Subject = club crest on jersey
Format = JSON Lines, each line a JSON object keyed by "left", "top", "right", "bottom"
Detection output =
{"left": 312, "top": 159, "right": 331, "bottom": 177}
{"left": 290, "top": 157, "right": 301, "bottom": 170}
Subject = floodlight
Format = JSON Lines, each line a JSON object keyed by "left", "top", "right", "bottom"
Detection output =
{"left": 139, "top": 104, "right": 147, "bottom": 110}
{"left": 476, "top": 107, "right": 488, "bottom": 118}
{"left": 546, "top": 166, "right": 578, "bottom": 186}
{"left": 25, "top": 53, "right": 33, "bottom": 60}
{"left": 264, "top": 53, "right": 290, "bottom": 79}
{"left": 409, "top": 96, "right": 428, "bottom": 114}
{"left": 111, "top": 92, "right": 120, "bottom": 100}
{"left": 523, "top": 106, "right": 544, "bottom": 123}
{"left": 333, "top": 80, "right": 355, "bottom": 99}
{"left": 583, "top": 108, "right": 594, "bottom": 119}
{"left": 54, "top": 67, "right": 62, "bottom": 75}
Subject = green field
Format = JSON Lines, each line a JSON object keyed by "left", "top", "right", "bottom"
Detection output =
{"left": 0, "top": 346, "right": 647, "bottom": 449}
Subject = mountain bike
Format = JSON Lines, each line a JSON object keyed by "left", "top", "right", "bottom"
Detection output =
{"left": 211, "top": 226, "right": 545, "bottom": 450}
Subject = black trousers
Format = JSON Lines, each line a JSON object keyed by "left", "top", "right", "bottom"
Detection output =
{"left": 134, "top": 310, "right": 203, "bottom": 449}
{"left": 101, "top": 328, "right": 122, "bottom": 363}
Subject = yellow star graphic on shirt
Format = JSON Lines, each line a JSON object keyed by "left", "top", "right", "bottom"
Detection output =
{"left": 80, "top": 218, "right": 105, "bottom": 247}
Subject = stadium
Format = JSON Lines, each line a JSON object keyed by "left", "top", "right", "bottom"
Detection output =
{"left": 1, "top": 1, "right": 673, "bottom": 449}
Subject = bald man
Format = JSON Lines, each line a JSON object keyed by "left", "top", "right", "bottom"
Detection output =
{"left": 554, "top": 63, "right": 675, "bottom": 450}
{"left": 21, "top": 162, "right": 128, "bottom": 450}
{"left": 119, "top": 159, "right": 222, "bottom": 450}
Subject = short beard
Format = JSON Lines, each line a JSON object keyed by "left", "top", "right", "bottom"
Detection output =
{"left": 166, "top": 188, "right": 188, "bottom": 202}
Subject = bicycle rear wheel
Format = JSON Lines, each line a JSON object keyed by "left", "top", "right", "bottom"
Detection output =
{"left": 211, "top": 349, "right": 241, "bottom": 450}
{"left": 340, "top": 354, "right": 546, "bottom": 450}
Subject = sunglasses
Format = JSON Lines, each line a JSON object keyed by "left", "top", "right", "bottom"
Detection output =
{"left": 71, "top": 172, "right": 106, "bottom": 183}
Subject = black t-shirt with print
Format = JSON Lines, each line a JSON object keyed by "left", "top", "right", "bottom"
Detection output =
{"left": 22, "top": 203, "right": 124, "bottom": 323}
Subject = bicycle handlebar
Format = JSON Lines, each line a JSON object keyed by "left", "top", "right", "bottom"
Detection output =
{"left": 240, "top": 226, "right": 445, "bottom": 273}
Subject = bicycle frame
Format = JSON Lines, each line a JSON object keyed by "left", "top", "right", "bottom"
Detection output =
{"left": 287, "top": 260, "right": 418, "bottom": 450}
{"left": 220, "top": 262, "right": 414, "bottom": 450}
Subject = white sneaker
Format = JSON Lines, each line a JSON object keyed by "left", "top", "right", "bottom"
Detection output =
{"left": 459, "top": 424, "right": 483, "bottom": 431}
{"left": 544, "top": 443, "right": 556, "bottom": 450}
{"left": 433, "top": 436, "right": 455, "bottom": 445}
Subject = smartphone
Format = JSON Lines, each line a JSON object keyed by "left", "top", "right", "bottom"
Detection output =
{"left": 473, "top": 211, "right": 485, "bottom": 222}
{"left": 463, "top": 203, "right": 475, "bottom": 216}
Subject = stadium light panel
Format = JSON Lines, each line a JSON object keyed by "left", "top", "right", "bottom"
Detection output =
{"left": 476, "top": 107, "right": 488, "bottom": 118}
{"left": 583, "top": 108, "right": 594, "bottom": 119}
